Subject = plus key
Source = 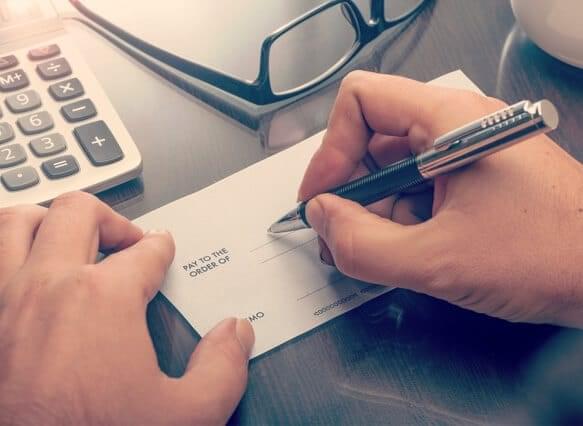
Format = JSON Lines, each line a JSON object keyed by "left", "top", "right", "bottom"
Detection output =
{"left": 74, "top": 121, "right": 124, "bottom": 166}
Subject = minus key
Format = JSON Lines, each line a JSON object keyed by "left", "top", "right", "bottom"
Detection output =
{"left": 61, "top": 99, "right": 97, "bottom": 122}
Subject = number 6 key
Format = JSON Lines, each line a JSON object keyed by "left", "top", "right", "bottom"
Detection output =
{"left": 17, "top": 111, "right": 54, "bottom": 135}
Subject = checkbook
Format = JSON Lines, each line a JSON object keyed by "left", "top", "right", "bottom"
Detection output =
{"left": 134, "top": 70, "right": 484, "bottom": 358}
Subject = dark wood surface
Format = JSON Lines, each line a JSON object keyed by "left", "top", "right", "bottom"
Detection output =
{"left": 63, "top": 0, "right": 583, "bottom": 424}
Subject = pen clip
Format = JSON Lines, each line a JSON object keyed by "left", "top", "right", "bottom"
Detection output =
{"left": 432, "top": 101, "right": 530, "bottom": 152}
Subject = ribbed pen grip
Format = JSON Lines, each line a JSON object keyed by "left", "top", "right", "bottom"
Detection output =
{"left": 299, "top": 156, "right": 425, "bottom": 226}
{"left": 333, "top": 156, "right": 424, "bottom": 204}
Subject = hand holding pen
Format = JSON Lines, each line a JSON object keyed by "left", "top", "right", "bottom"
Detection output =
{"left": 292, "top": 71, "right": 583, "bottom": 328}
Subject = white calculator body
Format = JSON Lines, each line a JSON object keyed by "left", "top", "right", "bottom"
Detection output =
{"left": 0, "top": 0, "right": 142, "bottom": 208}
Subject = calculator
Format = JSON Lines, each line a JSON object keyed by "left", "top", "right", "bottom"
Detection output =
{"left": 0, "top": 0, "right": 141, "bottom": 208}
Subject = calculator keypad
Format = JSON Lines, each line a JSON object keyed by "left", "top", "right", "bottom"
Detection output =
{"left": 1, "top": 166, "right": 39, "bottom": 191}
{"left": 0, "top": 144, "right": 27, "bottom": 168}
{"left": 74, "top": 121, "right": 124, "bottom": 166}
{"left": 5, "top": 90, "right": 42, "bottom": 113}
{"left": 29, "top": 133, "right": 67, "bottom": 157}
{"left": 0, "top": 70, "right": 29, "bottom": 92}
{"left": 0, "top": 55, "right": 18, "bottom": 71}
{"left": 37, "top": 58, "right": 72, "bottom": 81}
{"left": 0, "top": 41, "right": 130, "bottom": 196}
{"left": 49, "top": 78, "right": 84, "bottom": 101}
{"left": 42, "top": 155, "right": 79, "bottom": 179}
{"left": 0, "top": 122, "right": 15, "bottom": 144}
{"left": 61, "top": 99, "right": 96, "bottom": 123}
{"left": 28, "top": 44, "right": 61, "bottom": 61}
{"left": 17, "top": 111, "right": 54, "bottom": 135}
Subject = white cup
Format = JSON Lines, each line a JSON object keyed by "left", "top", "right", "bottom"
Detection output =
{"left": 511, "top": 0, "right": 583, "bottom": 69}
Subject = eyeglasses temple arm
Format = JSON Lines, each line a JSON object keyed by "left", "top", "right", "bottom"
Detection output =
{"left": 69, "top": 0, "right": 263, "bottom": 103}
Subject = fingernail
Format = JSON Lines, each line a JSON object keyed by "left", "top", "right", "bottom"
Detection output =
{"left": 235, "top": 318, "right": 255, "bottom": 357}
{"left": 145, "top": 229, "right": 170, "bottom": 236}
{"left": 207, "top": 318, "right": 251, "bottom": 356}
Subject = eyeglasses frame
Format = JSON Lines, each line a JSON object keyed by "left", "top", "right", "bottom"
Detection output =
{"left": 71, "top": 0, "right": 427, "bottom": 105}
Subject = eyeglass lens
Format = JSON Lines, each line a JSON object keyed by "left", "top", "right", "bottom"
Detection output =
{"left": 268, "top": 0, "right": 424, "bottom": 95}
{"left": 268, "top": 4, "right": 358, "bottom": 94}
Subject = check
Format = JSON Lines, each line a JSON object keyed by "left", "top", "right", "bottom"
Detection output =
{"left": 135, "top": 70, "right": 483, "bottom": 358}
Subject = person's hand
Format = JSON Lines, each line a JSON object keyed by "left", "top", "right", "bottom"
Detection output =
{"left": 299, "top": 71, "right": 583, "bottom": 328}
{"left": 0, "top": 192, "right": 254, "bottom": 425}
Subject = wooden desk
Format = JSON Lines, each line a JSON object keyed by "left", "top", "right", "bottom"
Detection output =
{"left": 63, "top": 0, "right": 583, "bottom": 423}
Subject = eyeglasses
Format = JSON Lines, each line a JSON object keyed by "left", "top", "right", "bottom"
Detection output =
{"left": 71, "top": 0, "right": 427, "bottom": 105}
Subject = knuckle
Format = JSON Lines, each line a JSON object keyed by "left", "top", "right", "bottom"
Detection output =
{"left": 66, "top": 265, "right": 105, "bottom": 296}
{"left": 0, "top": 205, "right": 40, "bottom": 227}
{"left": 339, "top": 70, "right": 371, "bottom": 93}
{"left": 73, "top": 264, "right": 101, "bottom": 285}
{"left": 451, "top": 90, "right": 505, "bottom": 114}
{"left": 51, "top": 191, "right": 100, "bottom": 211}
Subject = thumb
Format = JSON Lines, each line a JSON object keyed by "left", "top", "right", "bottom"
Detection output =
{"left": 171, "top": 318, "right": 254, "bottom": 425}
{"left": 306, "top": 194, "right": 440, "bottom": 288}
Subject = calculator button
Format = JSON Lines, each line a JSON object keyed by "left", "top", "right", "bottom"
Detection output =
{"left": 29, "top": 133, "right": 67, "bottom": 157}
{"left": 37, "top": 58, "right": 72, "bottom": 80}
{"left": 0, "top": 69, "right": 29, "bottom": 92}
{"left": 1, "top": 166, "right": 39, "bottom": 191}
{"left": 0, "top": 55, "right": 18, "bottom": 70}
{"left": 74, "top": 121, "right": 124, "bottom": 166}
{"left": 0, "top": 144, "right": 26, "bottom": 168}
{"left": 17, "top": 111, "right": 54, "bottom": 135}
{"left": 49, "top": 78, "right": 84, "bottom": 101}
{"left": 41, "top": 155, "right": 79, "bottom": 179}
{"left": 28, "top": 44, "right": 61, "bottom": 61}
{"left": 0, "top": 122, "right": 15, "bottom": 144}
{"left": 61, "top": 99, "right": 97, "bottom": 122}
{"left": 5, "top": 90, "right": 42, "bottom": 113}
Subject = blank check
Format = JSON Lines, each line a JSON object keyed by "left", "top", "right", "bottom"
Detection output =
{"left": 135, "top": 70, "right": 483, "bottom": 358}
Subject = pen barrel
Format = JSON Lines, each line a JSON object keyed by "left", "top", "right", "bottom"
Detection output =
{"left": 331, "top": 156, "right": 424, "bottom": 205}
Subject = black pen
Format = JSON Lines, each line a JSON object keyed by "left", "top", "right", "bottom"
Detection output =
{"left": 268, "top": 100, "right": 558, "bottom": 233}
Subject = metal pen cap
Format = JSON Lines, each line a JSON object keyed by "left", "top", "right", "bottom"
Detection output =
{"left": 416, "top": 99, "right": 559, "bottom": 178}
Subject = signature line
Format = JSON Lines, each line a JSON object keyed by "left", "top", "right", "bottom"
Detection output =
{"left": 259, "top": 237, "right": 317, "bottom": 264}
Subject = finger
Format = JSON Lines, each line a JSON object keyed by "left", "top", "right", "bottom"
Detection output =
{"left": 347, "top": 160, "right": 395, "bottom": 218}
{"left": 298, "top": 72, "right": 446, "bottom": 200}
{"left": 298, "top": 71, "right": 496, "bottom": 201}
{"left": 368, "top": 134, "right": 412, "bottom": 167}
{"left": 97, "top": 230, "right": 175, "bottom": 304}
{"left": 172, "top": 318, "right": 254, "bottom": 425}
{"left": 0, "top": 205, "right": 46, "bottom": 290}
{"left": 28, "top": 192, "right": 143, "bottom": 267}
{"left": 390, "top": 191, "right": 434, "bottom": 225}
{"left": 306, "top": 193, "right": 443, "bottom": 288}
